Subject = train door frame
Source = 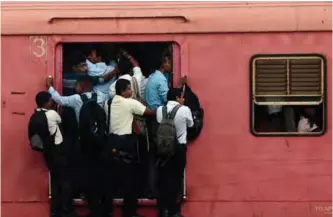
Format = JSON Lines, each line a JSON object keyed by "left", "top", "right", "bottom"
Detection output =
{"left": 47, "top": 38, "right": 187, "bottom": 205}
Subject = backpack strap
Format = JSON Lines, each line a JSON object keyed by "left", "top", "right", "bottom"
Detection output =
{"left": 80, "top": 94, "right": 89, "bottom": 103}
{"left": 169, "top": 104, "right": 182, "bottom": 120}
{"left": 162, "top": 106, "right": 168, "bottom": 119}
{"left": 91, "top": 92, "right": 98, "bottom": 101}
{"left": 81, "top": 93, "right": 97, "bottom": 104}
{"left": 107, "top": 98, "right": 113, "bottom": 134}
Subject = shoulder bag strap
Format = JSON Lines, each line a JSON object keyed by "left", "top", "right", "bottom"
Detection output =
{"left": 80, "top": 94, "right": 88, "bottom": 103}
{"left": 131, "top": 77, "right": 140, "bottom": 100}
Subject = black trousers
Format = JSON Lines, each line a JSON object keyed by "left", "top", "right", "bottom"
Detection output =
{"left": 45, "top": 146, "right": 73, "bottom": 217}
{"left": 50, "top": 168, "right": 72, "bottom": 217}
{"left": 79, "top": 155, "right": 104, "bottom": 217}
{"left": 146, "top": 116, "right": 159, "bottom": 197}
{"left": 157, "top": 145, "right": 187, "bottom": 216}
{"left": 102, "top": 134, "right": 140, "bottom": 217}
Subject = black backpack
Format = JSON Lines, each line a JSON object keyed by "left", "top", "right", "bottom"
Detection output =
{"left": 181, "top": 84, "right": 204, "bottom": 141}
{"left": 28, "top": 109, "right": 55, "bottom": 153}
{"left": 79, "top": 93, "right": 106, "bottom": 153}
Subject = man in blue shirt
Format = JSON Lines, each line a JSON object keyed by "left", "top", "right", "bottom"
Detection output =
{"left": 47, "top": 75, "right": 109, "bottom": 122}
{"left": 145, "top": 55, "right": 171, "bottom": 111}
{"left": 143, "top": 55, "right": 171, "bottom": 198}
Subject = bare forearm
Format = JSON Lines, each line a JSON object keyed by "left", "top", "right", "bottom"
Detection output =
{"left": 128, "top": 56, "right": 139, "bottom": 67}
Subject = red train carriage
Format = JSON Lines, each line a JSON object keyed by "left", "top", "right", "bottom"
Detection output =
{"left": 1, "top": 2, "right": 332, "bottom": 217}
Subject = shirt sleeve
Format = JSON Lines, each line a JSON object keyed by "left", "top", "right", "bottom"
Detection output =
{"left": 158, "top": 79, "right": 169, "bottom": 104}
{"left": 109, "top": 80, "right": 117, "bottom": 98}
{"left": 141, "top": 77, "right": 147, "bottom": 100}
{"left": 47, "top": 110, "right": 62, "bottom": 124}
{"left": 128, "top": 99, "right": 146, "bottom": 116}
{"left": 132, "top": 67, "right": 144, "bottom": 97}
{"left": 48, "top": 86, "right": 80, "bottom": 109}
{"left": 184, "top": 106, "right": 194, "bottom": 127}
{"left": 156, "top": 106, "right": 163, "bottom": 123}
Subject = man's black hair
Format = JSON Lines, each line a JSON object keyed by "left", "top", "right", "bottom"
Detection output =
{"left": 154, "top": 54, "right": 171, "bottom": 70}
{"left": 115, "top": 79, "right": 131, "bottom": 95}
{"left": 77, "top": 76, "right": 93, "bottom": 89}
{"left": 82, "top": 44, "right": 106, "bottom": 61}
{"left": 167, "top": 88, "right": 182, "bottom": 101}
{"left": 118, "top": 55, "right": 132, "bottom": 76}
{"left": 35, "top": 91, "right": 52, "bottom": 108}
{"left": 71, "top": 52, "right": 86, "bottom": 67}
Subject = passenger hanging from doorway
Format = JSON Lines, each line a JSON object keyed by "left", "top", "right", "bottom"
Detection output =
{"left": 82, "top": 46, "right": 119, "bottom": 94}
{"left": 297, "top": 106, "right": 321, "bottom": 132}
{"left": 144, "top": 54, "right": 171, "bottom": 197}
{"left": 46, "top": 76, "right": 108, "bottom": 217}
{"left": 108, "top": 49, "right": 150, "bottom": 198}
{"left": 179, "top": 77, "right": 204, "bottom": 141}
{"left": 102, "top": 79, "right": 154, "bottom": 217}
{"left": 28, "top": 91, "right": 74, "bottom": 217}
{"left": 156, "top": 88, "right": 194, "bottom": 217}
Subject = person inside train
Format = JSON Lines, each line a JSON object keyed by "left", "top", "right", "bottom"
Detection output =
{"left": 145, "top": 54, "right": 171, "bottom": 111}
{"left": 102, "top": 79, "right": 155, "bottom": 217}
{"left": 297, "top": 106, "right": 321, "bottom": 132}
{"left": 143, "top": 54, "right": 172, "bottom": 197}
{"left": 31, "top": 91, "right": 74, "bottom": 217}
{"left": 107, "top": 48, "right": 152, "bottom": 198}
{"left": 82, "top": 45, "right": 119, "bottom": 94}
{"left": 71, "top": 52, "right": 120, "bottom": 94}
{"left": 266, "top": 104, "right": 283, "bottom": 132}
{"left": 46, "top": 76, "right": 108, "bottom": 217}
{"left": 155, "top": 88, "right": 194, "bottom": 217}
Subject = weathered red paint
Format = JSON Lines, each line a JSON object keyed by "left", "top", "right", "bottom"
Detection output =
{"left": 1, "top": 2, "right": 332, "bottom": 217}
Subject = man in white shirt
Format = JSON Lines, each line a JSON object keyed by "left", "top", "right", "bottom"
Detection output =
{"left": 102, "top": 79, "right": 154, "bottom": 217}
{"left": 156, "top": 88, "right": 193, "bottom": 217}
{"left": 34, "top": 91, "right": 73, "bottom": 217}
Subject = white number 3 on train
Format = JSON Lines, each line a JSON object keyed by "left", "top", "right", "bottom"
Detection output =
{"left": 30, "top": 36, "right": 47, "bottom": 58}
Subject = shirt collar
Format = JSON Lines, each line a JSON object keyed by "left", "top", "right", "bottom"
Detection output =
{"left": 36, "top": 108, "right": 48, "bottom": 111}
{"left": 114, "top": 95, "right": 125, "bottom": 101}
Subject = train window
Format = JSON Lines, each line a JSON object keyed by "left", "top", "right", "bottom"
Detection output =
{"left": 250, "top": 54, "right": 326, "bottom": 136}
{"left": 49, "top": 42, "right": 186, "bottom": 205}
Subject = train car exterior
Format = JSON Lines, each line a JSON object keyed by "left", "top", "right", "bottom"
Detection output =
{"left": 1, "top": 1, "right": 332, "bottom": 217}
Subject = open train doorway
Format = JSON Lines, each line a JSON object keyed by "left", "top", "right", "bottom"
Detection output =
{"left": 49, "top": 41, "right": 186, "bottom": 205}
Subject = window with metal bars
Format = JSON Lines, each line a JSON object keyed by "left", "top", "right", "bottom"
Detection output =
{"left": 250, "top": 54, "right": 326, "bottom": 136}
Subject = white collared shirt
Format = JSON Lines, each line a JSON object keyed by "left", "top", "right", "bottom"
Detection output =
{"left": 104, "top": 95, "right": 146, "bottom": 135}
{"left": 37, "top": 108, "right": 63, "bottom": 145}
{"left": 109, "top": 67, "right": 145, "bottom": 98}
{"left": 86, "top": 59, "right": 117, "bottom": 94}
{"left": 156, "top": 101, "right": 194, "bottom": 144}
